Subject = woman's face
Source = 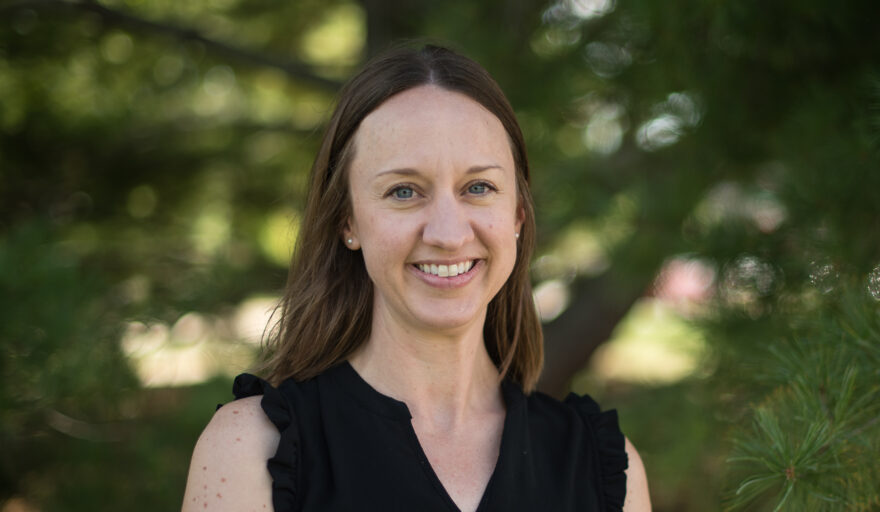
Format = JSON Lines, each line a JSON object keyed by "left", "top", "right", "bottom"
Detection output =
{"left": 345, "top": 85, "right": 523, "bottom": 334}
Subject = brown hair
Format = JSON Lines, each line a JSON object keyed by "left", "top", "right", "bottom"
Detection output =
{"left": 261, "top": 44, "right": 543, "bottom": 392}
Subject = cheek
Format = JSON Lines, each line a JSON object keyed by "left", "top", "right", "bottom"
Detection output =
{"left": 478, "top": 202, "right": 519, "bottom": 235}
{"left": 487, "top": 205, "right": 520, "bottom": 264}
{"left": 362, "top": 214, "right": 411, "bottom": 245}
{"left": 476, "top": 213, "right": 517, "bottom": 260}
{"left": 359, "top": 217, "right": 416, "bottom": 269}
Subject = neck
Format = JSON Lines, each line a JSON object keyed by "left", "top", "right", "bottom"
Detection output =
{"left": 348, "top": 305, "right": 503, "bottom": 431}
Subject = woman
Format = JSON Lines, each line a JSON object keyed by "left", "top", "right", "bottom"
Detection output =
{"left": 182, "top": 45, "right": 650, "bottom": 512}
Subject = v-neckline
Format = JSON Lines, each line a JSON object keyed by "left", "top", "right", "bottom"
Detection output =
{"left": 333, "top": 360, "right": 525, "bottom": 512}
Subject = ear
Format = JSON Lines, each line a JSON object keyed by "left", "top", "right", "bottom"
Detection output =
{"left": 342, "top": 217, "right": 360, "bottom": 250}
{"left": 515, "top": 205, "right": 525, "bottom": 238}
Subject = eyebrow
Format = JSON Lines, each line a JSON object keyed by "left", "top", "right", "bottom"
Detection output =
{"left": 376, "top": 164, "right": 503, "bottom": 177}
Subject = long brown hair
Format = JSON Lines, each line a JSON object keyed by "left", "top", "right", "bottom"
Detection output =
{"left": 261, "top": 44, "right": 543, "bottom": 392}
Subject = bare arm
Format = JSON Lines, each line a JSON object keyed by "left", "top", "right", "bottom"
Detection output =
{"left": 181, "top": 396, "right": 279, "bottom": 512}
{"left": 622, "top": 437, "right": 651, "bottom": 512}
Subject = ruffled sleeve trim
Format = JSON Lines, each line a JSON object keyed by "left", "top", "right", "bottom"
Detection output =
{"left": 565, "top": 393, "right": 628, "bottom": 511}
{"left": 232, "top": 373, "right": 300, "bottom": 512}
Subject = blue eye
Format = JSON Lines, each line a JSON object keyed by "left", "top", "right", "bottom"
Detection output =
{"left": 468, "top": 182, "right": 490, "bottom": 195}
{"left": 391, "top": 186, "right": 415, "bottom": 199}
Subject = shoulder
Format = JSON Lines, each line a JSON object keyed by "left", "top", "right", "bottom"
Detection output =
{"left": 521, "top": 390, "right": 585, "bottom": 421}
{"left": 526, "top": 391, "right": 640, "bottom": 510}
{"left": 521, "top": 390, "right": 611, "bottom": 431}
{"left": 181, "top": 396, "right": 279, "bottom": 511}
{"left": 623, "top": 437, "right": 651, "bottom": 512}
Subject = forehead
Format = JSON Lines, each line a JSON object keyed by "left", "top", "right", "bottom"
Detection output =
{"left": 350, "top": 85, "right": 514, "bottom": 175}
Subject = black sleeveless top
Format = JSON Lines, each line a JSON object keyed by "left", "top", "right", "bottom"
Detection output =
{"left": 231, "top": 362, "right": 627, "bottom": 511}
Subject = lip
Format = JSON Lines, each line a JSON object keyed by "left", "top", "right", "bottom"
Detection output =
{"left": 409, "top": 258, "right": 480, "bottom": 266}
{"left": 408, "top": 259, "right": 483, "bottom": 289}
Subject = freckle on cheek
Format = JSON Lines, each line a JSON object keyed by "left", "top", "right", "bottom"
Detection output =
{"left": 221, "top": 477, "right": 227, "bottom": 483}
{"left": 236, "top": 437, "right": 241, "bottom": 442}
{"left": 232, "top": 410, "right": 239, "bottom": 414}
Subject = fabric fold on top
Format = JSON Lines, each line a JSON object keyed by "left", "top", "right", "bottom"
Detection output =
{"left": 233, "top": 373, "right": 300, "bottom": 512}
{"left": 564, "top": 393, "right": 629, "bottom": 512}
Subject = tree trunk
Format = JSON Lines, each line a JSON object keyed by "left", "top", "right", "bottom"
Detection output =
{"left": 538, "top": 270, "right": 644, "bottom": 398}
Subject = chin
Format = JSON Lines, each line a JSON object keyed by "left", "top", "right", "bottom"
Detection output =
{"left": 408, "top": 304, "right": 486, "bottom": 333}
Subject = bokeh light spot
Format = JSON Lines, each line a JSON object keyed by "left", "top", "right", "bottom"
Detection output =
{"left": 534, "top": 279, "right": 572, "bottom": 322}
{"left": 587, "top": 298, "right": 708, "bottom": 385}
{"left": 259, "top": 209, "right": 299, "bottom": 267}
{"left": 127, "top": 185, "right": 158, "bottom": 219}
{"left": 583, "top": 102, "right": 625, "bottom": 154}
{"left": 300, "top": 3, "right": 365, "bottom": 67}
{"left": 100, "top": 31, "right": 134, "bottom": 64}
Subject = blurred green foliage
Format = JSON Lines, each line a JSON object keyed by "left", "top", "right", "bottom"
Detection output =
{"left": 0, "top": 222, "right": 137, "bottom": 500}
{"left": 1, "top": 0, "right": 879, "bottom": 510}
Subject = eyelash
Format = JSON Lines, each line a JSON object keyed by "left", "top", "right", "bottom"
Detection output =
{"left": 385, "top": 181, "right": 497, "bottom": 200}
{"left": 466, "top": 181, "right": 497, "bottom": 195}
{"left": 386, "top": 184, "right": 416, "bottom": 200}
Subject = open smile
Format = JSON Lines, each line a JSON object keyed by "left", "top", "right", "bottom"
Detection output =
{"left": 409, "top": 260, "right": 484, "bottom": 287}
{"left": 413, "top": 260, "right": 476, "bottom": 277}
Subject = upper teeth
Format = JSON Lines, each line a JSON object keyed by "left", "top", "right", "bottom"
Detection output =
{"left": 417, "top": 261, "right": 474, "bottom": 277}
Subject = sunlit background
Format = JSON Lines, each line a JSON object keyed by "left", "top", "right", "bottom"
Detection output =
{"left": 2, "top": 0, "right": 879, "bottom": 510}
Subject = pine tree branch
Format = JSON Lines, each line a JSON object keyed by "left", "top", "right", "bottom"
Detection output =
{"left": 818, "top": 385, "right": 833, "bottom": 424}
{"left": 0, "top": 0, "right": 344, "bottom": 91}
{"left": 846, "top": 414, "right": 880, "bottom": 439}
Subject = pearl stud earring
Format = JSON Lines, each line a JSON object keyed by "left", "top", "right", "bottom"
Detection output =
{"left": 347, "top": 238, "right": 353, "bottom": 245}
{"left": 515, "top": 233, "right": 520, "bottom": 239}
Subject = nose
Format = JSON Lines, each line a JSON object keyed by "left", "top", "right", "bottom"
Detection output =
{"left": 421, "top": 193, "right": 474, "bottom": 250}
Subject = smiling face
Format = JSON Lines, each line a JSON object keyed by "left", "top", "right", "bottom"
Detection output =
{"left": 344, "top": 85, "right": 524, "bottom": 335}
